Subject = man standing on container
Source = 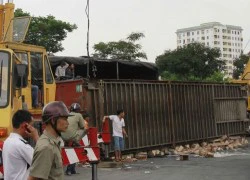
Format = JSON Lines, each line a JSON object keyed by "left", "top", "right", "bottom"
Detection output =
{"left": 102, "top": 109, "right": 128, "bottom": 162}
{"left": 55, "top": 61, "right": 69, "bottom": 80}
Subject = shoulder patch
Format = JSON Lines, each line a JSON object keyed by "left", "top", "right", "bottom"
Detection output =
{"left": 20, "top": 138, "right": 28, "bottom": 144}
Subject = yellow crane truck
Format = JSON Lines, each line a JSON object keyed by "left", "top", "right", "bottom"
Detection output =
{"left": 0, "top": 1, "right": 56, "bottom": 140}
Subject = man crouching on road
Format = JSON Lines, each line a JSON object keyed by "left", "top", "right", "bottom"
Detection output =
{"left": 28, "top": 101, "right": 71, "bottom": 180}
{"left": 102, "top": 109, "right": 128, "bottom": 162}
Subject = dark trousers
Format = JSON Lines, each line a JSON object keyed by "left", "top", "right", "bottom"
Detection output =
{"left": 66, "top": 163, "right": 76, "bottom": 174}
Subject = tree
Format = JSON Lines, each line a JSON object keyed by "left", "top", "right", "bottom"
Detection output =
{"left": 93, "top": 32, "right": 147, "bottom": 61}
{"left": 233, "top": 54, "right": 249, "bottom": 79}
{"left": 14, "top": 9, "right": 77, "bottom": 53}
{"left": 156, "top": 43, "right": 225, "bottom": 81}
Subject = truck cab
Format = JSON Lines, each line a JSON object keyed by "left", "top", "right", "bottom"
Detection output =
{"left": 0, "top": 2, "right": 56, "bottom": 140}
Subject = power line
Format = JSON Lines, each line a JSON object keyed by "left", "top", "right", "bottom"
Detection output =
{"left": 243, "top": 38, "right": 250, "bottom": 52}
{"left": 85, "top": 0, "right": 90, "bottom": 57}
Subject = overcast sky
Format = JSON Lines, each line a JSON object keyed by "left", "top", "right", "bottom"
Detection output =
{"left": 14, "top": 0, "right": 250, "bottom": 62}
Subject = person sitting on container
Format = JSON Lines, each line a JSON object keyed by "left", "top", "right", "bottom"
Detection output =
{"left": 55, "top": 61, "right": 69, "bottom": 80}
{"left": 65, "top": 63, "right": 75, "bottom": 79}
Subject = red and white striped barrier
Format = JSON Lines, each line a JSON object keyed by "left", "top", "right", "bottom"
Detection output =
{"left": 80, "top": 134, "right": 103, "bottom": 146}
{"left": 61, "top": 147, "right": 100, "bottom": 166}
{"left": 62, "top": 128, "right": 101, "bottom": 166}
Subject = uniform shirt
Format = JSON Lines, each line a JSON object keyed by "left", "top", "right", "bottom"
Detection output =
{"left": 61, "top": 112, "right": 84, "bottom": 141}
{"left": 55, "top": 64, "right": 69, "bottom": 77}
{"left": 2, "top": 133, "right": 34, "bottom": 180}
{"left": 29, "top": 130, "right": 63, "bottom": 180}
{"left": 109, "top": 115, "right": 125, "bottom": 138}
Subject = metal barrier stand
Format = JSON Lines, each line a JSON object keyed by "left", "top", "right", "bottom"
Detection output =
{"left": 89, "top": 127, "right": 100, "bottom": 180}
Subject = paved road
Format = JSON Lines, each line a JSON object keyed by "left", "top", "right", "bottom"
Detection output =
{"left": 65, "top": 146, "right": 250, "bottom": 180}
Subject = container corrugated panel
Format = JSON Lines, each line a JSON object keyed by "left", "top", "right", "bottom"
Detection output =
{"left": 90, "top": 80, "right": 248, "bottom": 151}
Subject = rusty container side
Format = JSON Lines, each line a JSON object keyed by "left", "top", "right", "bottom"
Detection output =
{"left": 55, "top": 79, "right": 87, "bottom": 110}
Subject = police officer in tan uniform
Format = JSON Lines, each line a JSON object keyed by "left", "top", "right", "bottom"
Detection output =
{"left": 28, "top": 101, "right": 71, "bottom": 180}
{"left": 61, "top": 103, "right": 88, "bottom": 175}
{"left": 61, "top": 103, "right": 87, "bottom": 146}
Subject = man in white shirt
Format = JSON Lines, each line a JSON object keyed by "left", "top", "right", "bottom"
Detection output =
{"left": 55, "top": 61, "right": 69, "bottom": 80}
{"left": 103, "top": 109, "right": 128, "bottom": 162}
{"left": 3, "top": 110, "right": 39, "bottom": 180}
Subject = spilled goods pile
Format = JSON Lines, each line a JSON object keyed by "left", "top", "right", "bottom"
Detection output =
{"left": 121, "top": 135, "right": 248, "bottom": 162}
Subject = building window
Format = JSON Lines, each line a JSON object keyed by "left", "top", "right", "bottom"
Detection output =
{"left": 197, "top": 31, "right": 200, "bottom": 35}
{"left": 183, "top": 40, "right": 185, "bottom": 44}
{"left": 207, "top": 42, "right": 209, "bottom": 46}
{"left": 201, "top": 37, "right": 205, "bottom": 40}
{"left": 192, "top": 32, "right": 194, "bottom": 35}
{"left": 187, "top": 32, "right": 190, "bottom": 36}
{"left": 207, "top": 36, "right": 209, "bottom": 39}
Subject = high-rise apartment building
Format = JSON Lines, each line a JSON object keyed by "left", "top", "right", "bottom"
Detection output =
{"left": 176, "top": 22, "right": 243, "bottom": 77}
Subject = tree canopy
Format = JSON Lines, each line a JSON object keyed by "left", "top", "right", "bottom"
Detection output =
{"left": 233, "top": 54, "right": 249, "bottom": 79}
{"left": 156, "top": 43, "right": 226, "bottom": 82}
{"left": 14, "top": 8, "right": 77, "bottom": 53}
{"left": 93, "top": 32, "right": 147, "bottom": 61}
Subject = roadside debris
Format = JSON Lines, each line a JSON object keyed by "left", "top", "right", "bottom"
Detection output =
{"left": 108, "top": 136, "right": 248, "bottom": 163}
{"left": 172, "top": 135, "right": 248, "bottom": 158}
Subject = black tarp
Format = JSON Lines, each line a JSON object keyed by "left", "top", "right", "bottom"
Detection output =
{"left": 48, "top": 56, "right": 158, "bottom": 80}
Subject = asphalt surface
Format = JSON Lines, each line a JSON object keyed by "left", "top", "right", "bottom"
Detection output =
{"left": 65, "top": 146, "right": 250, "bottom": 180}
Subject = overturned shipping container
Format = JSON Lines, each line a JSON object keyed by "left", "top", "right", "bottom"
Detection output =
{"left": 50, "top": 56, "right": 249, "bottom": 151}
{"left": 56, "top": 79, "right": 249, "bottom": 151}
